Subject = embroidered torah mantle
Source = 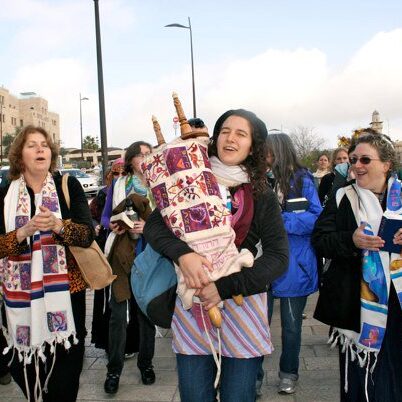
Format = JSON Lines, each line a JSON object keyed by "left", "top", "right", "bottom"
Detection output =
{"left": 142, "top": 136, "right": 253, "bottom": 309}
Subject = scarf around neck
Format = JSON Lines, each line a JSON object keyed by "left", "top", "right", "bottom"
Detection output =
{"left": 1, "top": 173, "right": 77, "bottom": 400}
{"left": 333, "top": 175, "right": 402, "bottom": 360}
{"left": 209, "top": 157, "right": 254, "bottom": 247}
{"left": 210, "top": 156, "right": 250, "bottom": 187}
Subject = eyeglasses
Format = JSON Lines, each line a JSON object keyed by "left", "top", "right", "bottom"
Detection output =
{"left": 112, "top": 171, "right": 122, "bottom": 176}
{"left": 349, "top": 156, "right": 381, "bottom": 165}
{"left": 188, "top": 118, "right": 205, "bottom": 128}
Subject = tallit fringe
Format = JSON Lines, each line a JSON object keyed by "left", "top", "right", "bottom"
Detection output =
{"left": 198, "top": 300, "right": 222, "bottom": 391}
{"left": 329, "top": 328, "right": 379, "bottom": 402}
{"left": 2, "top": 325, "right": 78, "bottom": 402}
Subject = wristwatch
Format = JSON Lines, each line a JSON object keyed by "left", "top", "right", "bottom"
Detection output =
{"left": 58, "top": 225, "right": 66, "bottom": 237}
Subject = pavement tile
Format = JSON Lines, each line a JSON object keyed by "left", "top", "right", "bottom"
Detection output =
{"left": 312, "top": 344, "right": 338, "bottom": 357}
{"left": 1, "top": 291, "right": 341, "bottom": 402}
{"left": 303, "top": 356, "right": 339, "bottom": 371}
{"left": 294, "top": 384, "right": 339, "bottom": 401}
{"left": 76, "top": 383, "right": 177, "bottom": 401}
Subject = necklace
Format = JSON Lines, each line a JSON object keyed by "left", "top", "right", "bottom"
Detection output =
{"left": 372, "top": 189, "right": 386, "bottom": 204}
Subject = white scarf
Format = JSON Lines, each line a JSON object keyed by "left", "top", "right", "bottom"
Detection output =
{"left": 209, "top": 156, "right": 249, "bottom": 187}
{"left": 333, "top": 176, "right": 402, "bottom": 398}
{"left": 1, "top": 174, "right": 77, "bottom": 401}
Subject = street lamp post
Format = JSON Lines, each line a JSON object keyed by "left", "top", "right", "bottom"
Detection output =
{"left": 165, "top": 17, "right": 197, "bottom": 118}
{"left": 79, "top": 93, "right": 89, "bottom": 160}
{"left": 93, "top": 0, "right": 109, "bottom": 182}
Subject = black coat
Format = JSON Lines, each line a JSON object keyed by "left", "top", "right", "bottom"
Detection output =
{"left": 311, "top": 189, "right": 362, "bottom": 332}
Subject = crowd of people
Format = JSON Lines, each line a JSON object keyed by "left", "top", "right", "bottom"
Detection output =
{"left": 0, "top": 110, "right": 400, "bottom": 402}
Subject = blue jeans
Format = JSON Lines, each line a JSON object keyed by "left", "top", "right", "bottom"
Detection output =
{"left": 176, "top": 353, "right": 263, "bottom": 402}
{"left": 268, "top": 292, "right": 307, "bottom": 380}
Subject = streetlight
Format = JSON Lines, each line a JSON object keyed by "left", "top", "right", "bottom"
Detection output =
{"left": 165, "top": 17, "right": 197, "bottom": 118}
{"left": 79, "top": 93, "right": 89, "bottom": 160}
{"left": 93, "top": 0, "right": 109, "bottom": 182}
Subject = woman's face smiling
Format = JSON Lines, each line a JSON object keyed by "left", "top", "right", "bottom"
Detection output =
{"left": 216, "top": 115, "right": 252, "bottom": 166}
{"left": 351, "top": 143, "right": 390, "bottom": 192}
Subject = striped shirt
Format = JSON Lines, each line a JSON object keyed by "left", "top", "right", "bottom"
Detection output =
{"left": 171, "top": 292, "right": 273, "bottom": 358}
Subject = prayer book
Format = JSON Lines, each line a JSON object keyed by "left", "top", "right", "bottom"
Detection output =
{"left": 378, "top": 215, "right": 402, "bottom": 254}
{"left": 110, "top": 212, "right": 135, "bottom": 230}
{"left": 284, "top": 197, "right": 309, "bottom": 213}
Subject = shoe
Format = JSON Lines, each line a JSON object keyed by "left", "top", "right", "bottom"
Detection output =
{"left": 278, "top": 377, "right": 296, "bottom": 394}
{"left": 140, "top": 366, "right": 155, "bottom": 385}
{"left": 255, "top": 379, "right": 263, "bottom": 398}
{"left": 0, "top": 372, "right": 11, "bottom": 385}
{"left": 302, "top": 313, "right": 307, "bottom": 319}
{"left": 124, "top": 352, "right": 136, "bottom": 359}
{"left": 104, "top": 373, "right": 120, "bottom": 394}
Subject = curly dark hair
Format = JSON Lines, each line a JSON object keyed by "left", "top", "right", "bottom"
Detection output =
{"left": 208, "top": 109, "right": 268, "bottom": 196}
{"left": 8, "top": 125, "right": 58, "bottom": 180}
{"left": 354, "top": 132, "right": 398, "bottom": 173}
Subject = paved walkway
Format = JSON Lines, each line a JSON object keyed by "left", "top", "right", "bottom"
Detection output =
{"left": 1, "top": 292, "right": 339, "bottom": 401}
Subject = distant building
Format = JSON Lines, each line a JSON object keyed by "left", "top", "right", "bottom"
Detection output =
{"left": 370, "top": 110, "right": 383, "bottom": 134}
{"left": 0, "top": 86, "right": 60, "bottom": 158}
{"left": 63, "top": 147, "right": 125, "bottom": 166}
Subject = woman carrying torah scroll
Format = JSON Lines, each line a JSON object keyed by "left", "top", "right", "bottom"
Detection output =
{"left": 144, "top": 107, "right": 288, "bottom": 402}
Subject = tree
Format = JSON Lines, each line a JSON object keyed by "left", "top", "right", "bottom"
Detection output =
{"left": 289, "top": 126, "right": 327, "bottom": 169}
{"left": 59, "top": 147, "right": 68, "bottom": 157}
{"left": 3, "top": 133, "right": 15, "bottom": 158}
{"left": 83, "top": 135, "right": 99, "bottom": 151}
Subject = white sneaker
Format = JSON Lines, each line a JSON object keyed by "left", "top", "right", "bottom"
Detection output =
{"left": 278, "top": 377, "right": 296, "bottom": 394}
{"left": 124, "top": 352, "right": 136, "bottom": 359}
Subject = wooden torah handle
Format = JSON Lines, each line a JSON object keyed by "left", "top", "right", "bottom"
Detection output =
{"left": 208, "top": 306, "right": 222, "bottom": 328}
{"left": 232, "top": 294, "right": 244, "bottom": 306}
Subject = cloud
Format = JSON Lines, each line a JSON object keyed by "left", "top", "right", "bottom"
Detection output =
{"left": 8, "top": 26, "right": 402, "bottom": 149}
{"left": 1, "top": 0, "right": 136, "bottom": 61}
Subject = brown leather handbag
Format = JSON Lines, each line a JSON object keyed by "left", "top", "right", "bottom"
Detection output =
{"left": 62, "top": 174, "right": 116, "bottom": 290}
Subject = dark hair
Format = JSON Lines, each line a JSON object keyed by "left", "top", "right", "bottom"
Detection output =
{"left": 188, "top": 118, "right": 205, "bottom": 129}
{"left": 124, "top": 141, "right": 152, "bottom": 174}
{"left": 354, "top": 132, "right": 397, "bottom": 172}
{"left": 266, "top": 133, "right": 305, "bottom": 199}
{"left": 8, "top": 125, "right": 58, "bottom": 180}
{"left": 209, "top": 109, "right": 268, "bottom": 196}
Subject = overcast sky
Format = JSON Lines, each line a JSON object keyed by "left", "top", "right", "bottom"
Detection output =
{"left": 1, "top": 0, "right": 401, "bottom": 149}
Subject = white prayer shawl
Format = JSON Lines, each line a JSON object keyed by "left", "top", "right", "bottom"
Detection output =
{"left": 1, "top": 174, "right": 77, "bottom": 401}
{"left": 333, "top": 177, "right": 402, "bottom": 398}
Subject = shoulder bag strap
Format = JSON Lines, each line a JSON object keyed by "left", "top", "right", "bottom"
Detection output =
{"left": 62, "top": 173, "right": 70, "bottom": 210}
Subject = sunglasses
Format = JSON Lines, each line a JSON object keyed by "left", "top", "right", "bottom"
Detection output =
{"left": 349, "top": 156, "right": 380, "bottom": 165}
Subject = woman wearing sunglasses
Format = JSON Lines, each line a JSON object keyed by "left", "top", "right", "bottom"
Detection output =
{"left": 312, "top": 132, "right": 402, "bottom": 401}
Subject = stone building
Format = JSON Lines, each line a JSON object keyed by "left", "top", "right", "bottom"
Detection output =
{"left": 0, "top": 86, "right": 60, "bottom": 160}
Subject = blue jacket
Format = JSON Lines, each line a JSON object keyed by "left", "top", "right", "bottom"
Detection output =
{"left": 271, "top": 169, "right": 322, "bottom": 297}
